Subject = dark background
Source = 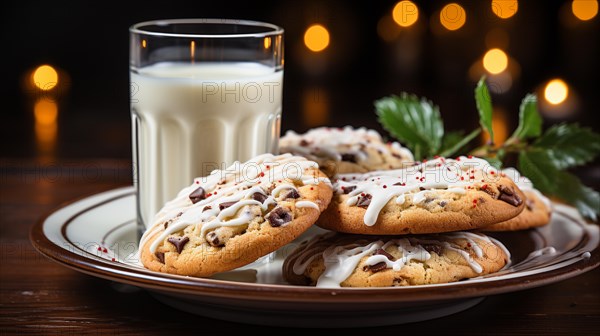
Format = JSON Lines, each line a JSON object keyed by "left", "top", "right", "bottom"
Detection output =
{"left": 1, "top": 0, "right": 599, "bottom": 161}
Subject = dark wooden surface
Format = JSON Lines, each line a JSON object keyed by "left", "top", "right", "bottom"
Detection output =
{"left": 1, "top": 159, "right": 599, "bottom": 335}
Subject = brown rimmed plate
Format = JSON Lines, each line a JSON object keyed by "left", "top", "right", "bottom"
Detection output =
{"left": 30, "top": 187, "right": 599, "bottom": 327}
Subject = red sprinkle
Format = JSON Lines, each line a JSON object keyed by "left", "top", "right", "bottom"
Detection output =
{"left": 361, "top": 193, "right": 366, "bottom": 197}
{"left": 460, "top": 177, "right": 465, "bottom": 181}
{"left": 383, "top": 185, "right": 387, "bottom": 189}
{"left": 259, "top": 172, "right": 265, "bottom": 177}
{"left": 111, "top": 258, "right": 116, "bottom": 262}
{"left": 481, "top": 184, "right": 488, "bottom": 190}
{"left": 468, "top": 155, "right": 473, "bottom": 159}
{"left": 265, "top": 165, "right": 270, "bottom": 169}
{"left": 456, "top": 157, "right": 461, "bottom": 161}
{"left": 213, "top": 191, "right": 217, "bottom": 195}
{"left": 423, "top": 159, "right": 428, "bottom": 163}
{"left": 97, "top": 247, "right": 102, "bottom": 251}
{"left": 103, "top": 248, "right": 107, "bottom": 253}
{"left": 195, "top": 181, "right": 199, "bottom": 184}
{"left": 434, "top": 155, "right": 440, "bottom": 159}
{"left": 490, "top": 171, "right": 495, "bottom": 175}
{"left": 310, "top": 187, "right": 314, "bottom": 190}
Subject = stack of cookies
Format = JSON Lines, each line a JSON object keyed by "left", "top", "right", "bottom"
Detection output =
{"left": 140, "top": 126, "right": 552, "bottom": 288}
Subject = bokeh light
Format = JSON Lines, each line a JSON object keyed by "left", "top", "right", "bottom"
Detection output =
{"left": 393, "top": 1, "right": 419, "bottom": 27}
{"left": 440, "top": 3, "right": 466, "bottom": 31}
{"left": 483, "top": 48, "right": 508, "bottom": 74}
{"left": 264, "top": 37, "right": 272, "bottom": 49}
{"left": 304, "top": 24, "right": 330, "bottom": 52}
{"left": 34, "top": 98, "right": 58, "bottom": 156}
{"left": 572, "top": 0, "right": 598, "bottom": 21}
{"left": 492, "top": 0, "right": 519, "bottom": 19}
{"left": 544, "top": 79, "right": 569, "bottom": 105}
{"left": 32, "top": 65, "right": 58, "bottom": 91}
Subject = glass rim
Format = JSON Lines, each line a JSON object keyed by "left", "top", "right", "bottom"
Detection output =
{"left": 129, "top": 18, "right": 284, "bottom": 38}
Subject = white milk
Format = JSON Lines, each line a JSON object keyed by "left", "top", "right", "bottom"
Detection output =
{"left": 130, "top": 62, "right": 283, "bottom": 228}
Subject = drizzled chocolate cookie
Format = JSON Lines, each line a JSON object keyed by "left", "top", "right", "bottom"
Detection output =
{"left": 139, "top": 154, "right": 333, "bottom": 277}
{"left": 318, "top": 156, "right": 526, "bottom": 235}
{"left": 483, "top": 168, "right": 552, "bottom": 231}
{"left": 283, "top": 232, "right": 510, "bottom": 287}
{"left": 279, "top": 126, "right": 414, "bottom": 177}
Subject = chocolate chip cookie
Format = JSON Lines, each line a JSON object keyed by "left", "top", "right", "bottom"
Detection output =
{"left": 139, "top": 153, "right": 333, "bottom": 277}
{"left": 318, "top": 156, "right": 526, "bottom": 235}
{"left": 279, "top": 126, "right": 414, "bottom": 177}
{"left": 483, "top": 168, "right": 552, "bottom": 231}
{"left": 283, "top": 232, "right": 510, "bottom": 287}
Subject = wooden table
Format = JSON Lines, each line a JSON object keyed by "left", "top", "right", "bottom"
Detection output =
{"left": 1, "top": 160, "right": 598, "bottom": 334}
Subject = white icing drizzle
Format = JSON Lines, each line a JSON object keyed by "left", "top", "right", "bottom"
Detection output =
{"left": 139, "top": 153, "right": 330, "bottom": 254}
{"left": 502, "top": 167, "right": 552, "bottom": 210}
{"left": 336, "top": 156, "right": 500, "bottom": 226}
{"left": 279, "top": 126, "right": 414, "bottom": 163}
{"left": 292, "top": 232, "right": 510, "bottom": 288}
{"left": 528, "top": 246, "right": 557, "bottom": 259}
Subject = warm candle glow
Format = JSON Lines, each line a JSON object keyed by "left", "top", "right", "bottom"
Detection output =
{"left": 492, "top": 0, "right": 519, "bottom": 19}
{"left": 142, "top": 39, "right": 147, "bottom": 48}
{"left": 544, "top": 79, "right": 569, "bottom": 105}
{"left": 32, "top": 65, "right": 58, "bottom": 91}
{"left": 264, "top": 37, "right": 272, "bottom": 49}
{"left": 304, "top": 24, "right": 330, "bottom": 52}
{"left": 483, "top": 48, "right": 508, "bottom": 74}
{"left": 393, "top": 1, "right": 419, "bottom": 27}
{"left": 572, "top": 0, "right": 598, "bottom": 21}
{"left": 440, "top": 3, "right": 466, "bottom": 31}
{"left": 33, "top": 98, "right": 58, "bottom": 155}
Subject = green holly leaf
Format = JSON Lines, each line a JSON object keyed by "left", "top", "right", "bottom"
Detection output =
{"left": 511, "top": 94, "right": 542, "bottom": 140}
{"left": 534, "top": 124, "right": 600, "bottom": 169}
{"left": 555, "top": 171, "right": 600, "bottom": 221}
{"left": 375, "top": 94, "right": 444, "bottom": 161}
{"left": 517, "top": 149, "right": 559, "bottom": 195}
{"left": 439, "top": 129, "right": 481, "bottom": 158}
{"left": 475, "top": 77, "right": 494, "bottom": 144}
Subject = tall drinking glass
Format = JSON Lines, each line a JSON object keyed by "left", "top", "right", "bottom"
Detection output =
{"left": 130, "top": 19, "right": 284, "bottom": 235}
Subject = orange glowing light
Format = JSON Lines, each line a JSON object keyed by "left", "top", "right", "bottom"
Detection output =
{"left": 440, "top": 3, "right": 466, "bottom": 31}
{"left": 393, "top": 1, "right": 419, "bottom": 27}
{"left": 492, "top": 0, "right": 519, "bottom": 19}
{"left": 34, "top": 99, "right": 58, "bottom": 125}
{"left": 302, "top": 88, "right": 330, "bottom": 127}
{"left": 264, "top": 37, "right": 272, "bottom": 49}
{"left": 304, "top": 24, "right": 330, "bottom": 52}
{"left": 544, "top": 79, "right": 569, "bottom": 105}
{"left": 572, "top": 0, "right": 598, "bottom": 21}
{"left": 142, "top": 39, "right": 147, "bottom": 48}
{"left": 32, "top": 65, "right": 58, "bottom": 91}
{"left": 483, "top": 48, "right": 508, "bottom": 74}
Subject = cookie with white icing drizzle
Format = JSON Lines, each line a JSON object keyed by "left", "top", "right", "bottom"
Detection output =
{"left": 283, "top": 232, "right": 510, "bottom": 287}
{"left": 318, "top": 156, "right": 526, "bottom": 235}
{"left": 279, "top": 126, "right": 414, "bottom": 178}
{"left": 139, "top": 154, "right": 333, "bottom": 277}
{"left": 483, "top": 168, "right": 552, "bottom": 231}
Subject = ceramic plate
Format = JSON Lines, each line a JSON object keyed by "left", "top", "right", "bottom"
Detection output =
{"left": 31, "top": 187, "right": 599, "bottom": 327}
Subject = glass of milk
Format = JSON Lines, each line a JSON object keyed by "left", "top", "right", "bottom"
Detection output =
{"left": 129, "top": 19, "right": 284, "bottom": 234}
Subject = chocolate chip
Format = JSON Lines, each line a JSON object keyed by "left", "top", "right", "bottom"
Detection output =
{"left": 267, "top": 207, "right": 292, "bottom": 227}
{"left": 252, "top": 192, "right": 268, "bottom": 203}
{"left": 202, "top": 205, "right": 212, "bottom": 212}
{"left": 419, "top": 187, "right": 426, "bottom": 191}
{"left": 363, "top": 262, "right": 387, "bottom": 273}
{"left": 341, "top": 185, "right": 356, "bottom": 194}
{"left": 341, "top": 153, "right": 357, "bottom": 163}
{"left": 356, "top": 194, "right": 372, "bottom": 207}
{"left": 167, "top": 236, "right": 189, "bottom": 254}
{"left": 219, "top": 201, "right": 237, "bottom": 210}
{"left": 498, "top": 185, "right": 523, "bottom": 207}
{"left": 439, "top": 201, "right": 447, "bottom": 207}
{"left": 392, "top": 153, "right": 402, "bottom": 159}
{"left": 206, "top": 232, "right": 222, "bottom": 247}
{"left": 393, "top": 182, "right": 405, "bottom": 186}
{"left": 189, "top": 186, "right": 206, "bottom": 204}
{"left": 422, "top": 244, "right": 442, "bottom": 255}
{"left": 300, "top": 139, "right": 310, "bottom": 146}
{"left": 163, "top": 221, "right": 169, "bottom": 229}
{"left": 283, "top": 189, "right": 301, "bottom": 199}
{"left": 155, "top": 252, "right": 165, "bottom": 263}
{"left": 374, "top": 248, "right": 395, "bottom": 261}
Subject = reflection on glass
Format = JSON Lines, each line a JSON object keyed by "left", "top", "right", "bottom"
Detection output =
{"left": 302, "top": 87, "right": 330, "bottom": 127}
{"left": 33, "top": 98, "right": 58, "bottom": 156}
